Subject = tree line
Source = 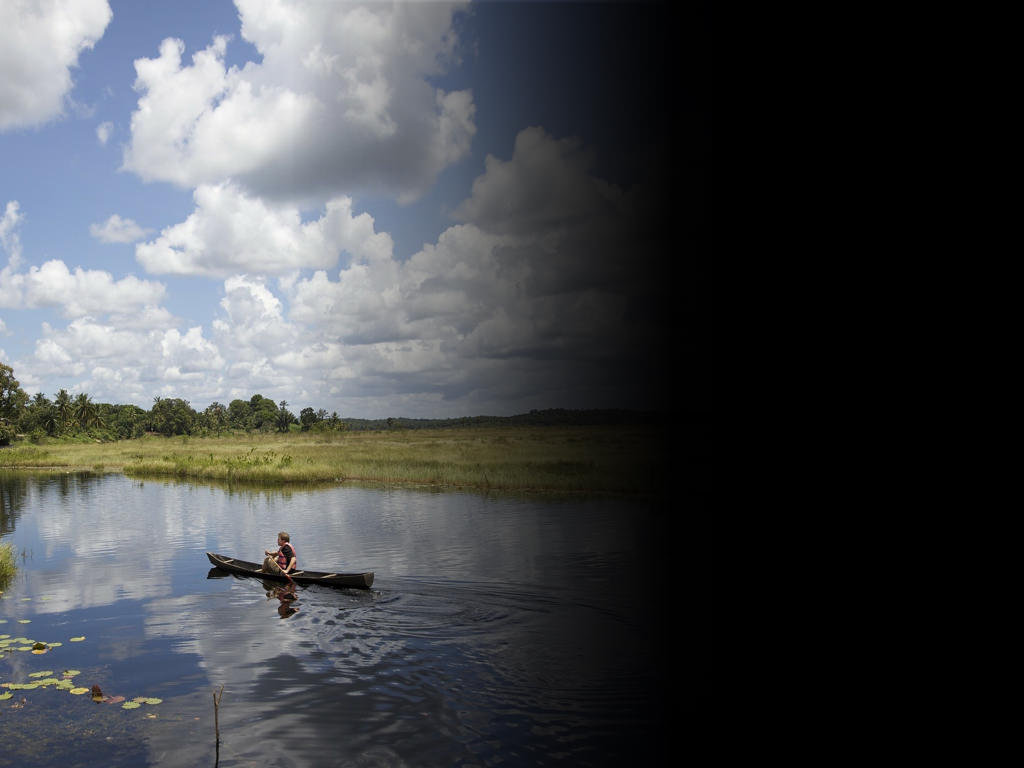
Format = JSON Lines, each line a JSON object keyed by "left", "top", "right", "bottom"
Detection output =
{"left": 0, "top": 362, "right": 344, "bottom": 443}
{"left": 1, "top": 361, "right": 662, "bottom": 445}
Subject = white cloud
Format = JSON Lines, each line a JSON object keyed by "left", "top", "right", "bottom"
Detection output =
{"left": 28, "top": 318, "right": 226, "bottom": 405}
{"left": 90, "top": 214, "right": 152, "bottom": 243}
{"left": 122, "top": 0, "right": 474, "bottom": 202}
{"left": 21, "top": 260, "right": 167, "bottom": 318}
{"left": 2, "top": 202, "right": 169, "bottom": 321}
{"left": 0, "top": 257, "right": 166, "bottom": 320}
{"left": 1, "top": 202, "right": 27, "bottom": 309}
{"left": 96, "top": 120, "right": 113, "bottom": 145}
{"left": 0, "top": 0, "right": 112, "bottom": 131}
{"left": 212, "top": 275, "right": 299, "bottom": 369}
{"left": 1, "top": 200, "right": 23, "bottom": 267}
{"left": 135, "top": 182, "right": 393, "bottom": 277}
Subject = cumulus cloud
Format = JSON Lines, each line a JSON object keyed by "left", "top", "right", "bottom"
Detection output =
{"left": 20, "top": 260, "right": 167, "bottom": 318}
{"left": 274, "top": 126, "right": 669, "bottom": 410}
{"left": 12, "top": 126, "right": 670, "bottom": 415}
{"left": 0, "top": 0, "right": 112, "bottom": 131}
{"left": 454, "top": 127, "right": 620, "bottom": 236}
{"left": 29, "top": 317, "right": 226, "bottom": 404}
{"left": 136, "top": 182, "right": 394, "bottom": 277}
{"left": 122, "top": 0, "right": 474, "bottom": 202}
{"left": 90, "top": 214, "right": 152, "bottom": 243}
{"left": 1, "top": 205, "right": 167, "bottom": 318}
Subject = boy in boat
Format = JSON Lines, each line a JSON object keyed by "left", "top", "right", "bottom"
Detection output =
{"left": 260, "top": 531, "right": 297, "bottom": 575}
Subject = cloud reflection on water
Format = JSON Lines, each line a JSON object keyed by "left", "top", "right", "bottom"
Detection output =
{"left": 2, "top": 472, "right": 668, "bottom": 766}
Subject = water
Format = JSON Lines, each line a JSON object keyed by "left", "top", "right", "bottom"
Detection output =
{"left": 0, "top": 472, "right": 672, "bottom": 767}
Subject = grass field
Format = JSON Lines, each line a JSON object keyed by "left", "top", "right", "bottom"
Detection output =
{"left": 0, "top": 425, "right": 670, "bottom": 496}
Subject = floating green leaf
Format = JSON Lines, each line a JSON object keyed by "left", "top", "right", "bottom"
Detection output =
{"left": 28, "top": 670, "right": 54, "bottom": 678}
{"left": 122, "top": 701, "right": 141, "bottom": 709}
{"left": 69, "top": 636, "right": 85, "bottom": 642}
{"left": 17, "top": 619, "right": 30, "bottom": 624}
{"left": 0, "top": 692, "right": 11, "bottom": 701}
{"left": 63, "top": 670, "right": 81, "bottom": 677}
{"left": 69, "top": 687, "right": 90, "bottom": 695}
{"left": 132, "top": 697, "right": 163, "bottom": 705}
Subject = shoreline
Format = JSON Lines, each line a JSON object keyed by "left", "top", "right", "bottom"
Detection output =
{"left": 1, "top": 424, "right": 671, "bottom": 497}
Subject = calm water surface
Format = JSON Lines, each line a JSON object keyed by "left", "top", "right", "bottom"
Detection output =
{"left": 0, "top": 472, "right": 671, "bottom": 767}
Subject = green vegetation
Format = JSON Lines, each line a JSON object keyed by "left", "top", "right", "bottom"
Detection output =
{"left": 0, "top": 541, "right": 15, "bottom": 588}
{"left": 0, "top": 360, "right": 677, "bottom": 495}
{"left": 0, "top": 425, "right": 668, "bottom": 495}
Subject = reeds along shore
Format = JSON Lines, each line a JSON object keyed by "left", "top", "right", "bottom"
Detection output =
{"left": 0, "top": 425, "right": 670, "bottom": 496}
{"left": 0, "top": 542, "right": 15, "bottom": 588}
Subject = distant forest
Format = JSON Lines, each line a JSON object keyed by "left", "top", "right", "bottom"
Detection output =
{"left": 2, "top": 361, "right": 669, "bottom": 444}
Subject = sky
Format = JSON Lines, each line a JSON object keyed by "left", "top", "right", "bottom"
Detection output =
{"left": 0, "top": 0, "right": 709, "bottom": 420}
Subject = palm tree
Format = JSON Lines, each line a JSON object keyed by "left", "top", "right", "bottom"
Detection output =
{"left": 73, "top": 393, "right": 100, "bottom": 430}
{"left": 41, "top": 409, "right": 58, "bottom": 436}
{"left": 54, "top": 389, "right": 72, "bottom": 434}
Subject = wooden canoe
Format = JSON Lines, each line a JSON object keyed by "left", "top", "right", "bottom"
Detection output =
{"left": 206, "top": 552, "right": 374, "bottom": 590}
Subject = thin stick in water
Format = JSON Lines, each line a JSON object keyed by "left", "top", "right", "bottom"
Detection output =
{"left": 213, "top": 684, "right": 225, "bottom": 765}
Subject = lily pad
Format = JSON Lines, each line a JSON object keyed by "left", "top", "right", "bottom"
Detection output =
{"left": 121, "top": 701, "right": 141, "bottom": 709}
{"left": 133, "top": 697, "right": 163, "bottom": 705}
{"left": 69, "top": 687, "right": 90, "bottom": 695}
{"left": 28, "top": 670, "right": 54, "bottom": 678}
{"left": 0, "top": 692, "right": 11, "bottom": 701}
{"left": 69, "top": 636, "right": 85, "bottom": 642}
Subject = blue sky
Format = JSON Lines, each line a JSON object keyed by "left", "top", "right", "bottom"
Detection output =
{"left": 1, "top": 0, "right": 705, "bottom": 419}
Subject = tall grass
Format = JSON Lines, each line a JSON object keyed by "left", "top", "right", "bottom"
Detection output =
{"left": 0, "top": 426, "right": 668, "bottom": 495}
{"left": 0, "top": 541, "right": 15, "bottom": 588}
